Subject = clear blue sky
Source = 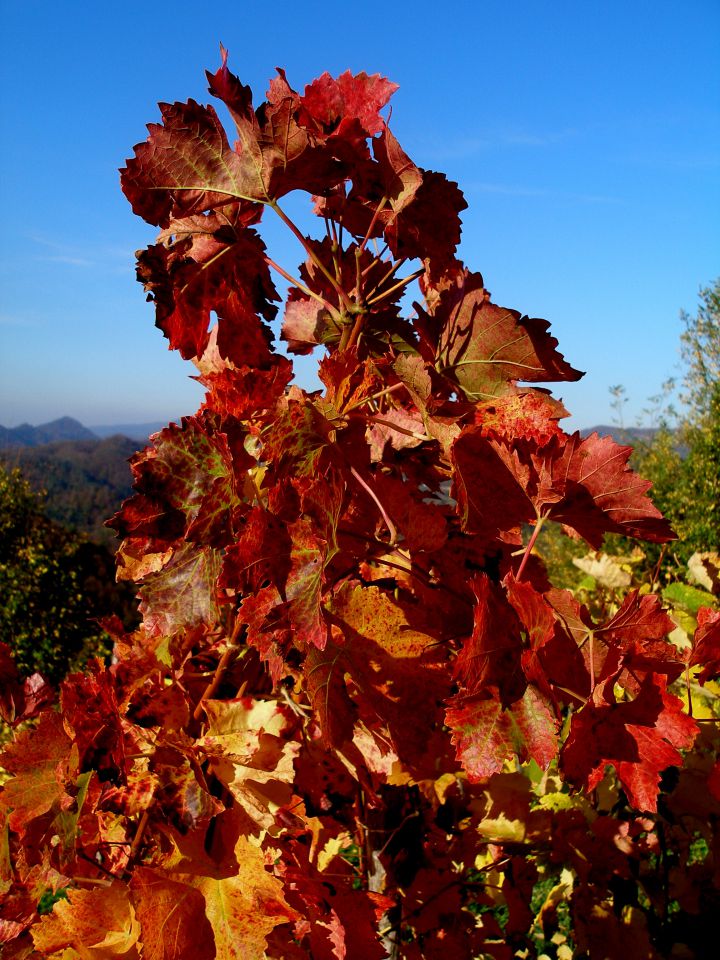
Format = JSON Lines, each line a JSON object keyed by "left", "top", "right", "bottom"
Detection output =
{"left": 1, "top": 0, "right": 718, "bottom": 430}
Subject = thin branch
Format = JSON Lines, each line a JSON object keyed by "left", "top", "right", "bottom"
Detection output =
{"left": 357, "top": 196, "right": 388, "bottom": 255}
{"left": 516, "top": 514, "right": 547, "bottom": 580}
{"left": 128, "top": 809, "right": 150, "bottom": 862}
{"left": 366, "top": 415, "right": 431, "bottom": 443}
{"left": 343, "top": 381, "right": 406, "bottom": 414}
{"left": 193, "top": 615, "right": 246, "bottom": 721}
{"left": 270, "top": 200, "right": 354, "bottom": 313}
{"left": 366, "top": 267, "right": 424, "bottom": 306}
{"left": 264, "top": 256, "right": 338, "bottom": 317}
{"left": 350, "top": 466, "right": 397, "bottom": 544}
{"left": 340, "top": 311, "right": 366, "bottom": 353}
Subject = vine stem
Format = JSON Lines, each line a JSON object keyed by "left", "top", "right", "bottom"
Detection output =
{"left": 193, "top": 614, "right": 246, "bottom": 721}
{"left": 357, "top": 195, "right": 388, "bottom": 255}
{"left": 650, "top": 542, "right": 668, "bottom": 591}
{"left": 264, "top": 255, "right": 338, "bottom": 317}
{"left": 72, "top": 876, "right": 113, "bottom": 887}
{"left": 516, "top": 514, "right": 547, "bottom": 580}
{"left": 349, "top": 466, "right": 397, "bottom": 545}
{"left": 365, "top": 415, "right": 431, "bottom": 443}
{"left": 343, "top": 381, "right": 406, "bottom": 414}
{"left": 128, "top": 809, "right": 150, "bottom": 862}
{"left": 270, "top": 200, "right": 354, "bottom": 313}
{"left": 366, "top": 267, "right": 425, "bottom": 306}
{"left": 340, "top": 311, "right": 366, "bottom": 353}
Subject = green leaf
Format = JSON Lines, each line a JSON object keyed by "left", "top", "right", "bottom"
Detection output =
{"left": 663, "top": 581, "right": 717, "bottom": 616}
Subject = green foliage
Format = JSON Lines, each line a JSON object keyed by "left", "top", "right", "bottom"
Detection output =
{"left": 680, "top": 277, "right": 720, "bottom": 420}
{"left": 1, "top": 434, "right": 137, "bottom": 545}
{"left": 638, "top": 280, "right": 720, "bottom": 562}
{"left": 0, "top": 465, "right": 136, "bottom": 682}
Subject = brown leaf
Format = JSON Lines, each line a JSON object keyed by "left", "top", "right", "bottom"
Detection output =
{"left": 131, "top": 868, "right": 215, "bottom": 960}
{"left": 193, "top": 837, "right": 297, "bottom": 959}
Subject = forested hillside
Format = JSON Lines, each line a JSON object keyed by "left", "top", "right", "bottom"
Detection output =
{"left": 0, "top": 434, "right": 136, "bottom": 544}
{"left": 0, "top": 466, "right": 138, "bottom": 681}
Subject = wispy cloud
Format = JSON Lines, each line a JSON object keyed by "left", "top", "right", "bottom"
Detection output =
{"left": 617, "top": 152, "right": 720, "bottom": 171}
{"left": 28, "top": 234, "right": 96, "bottom": 267}
{"left": 465, "top": 181, "right": 622, "bottom": 204}
{"left": 26, "top": 234, "right": 137, "bottom": 272}
{"left": 416, "top": 126, "right": 581, "bottom": 161}
{"left": 0, "top": 312, "right": 37, "bottom": 327}
{"left": 36, "top": 254, "right": 95, "bottom": 267}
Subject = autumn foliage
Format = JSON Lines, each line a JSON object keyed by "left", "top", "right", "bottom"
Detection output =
{"left": 2, "top": 51, "right": 720, "bottom": 958}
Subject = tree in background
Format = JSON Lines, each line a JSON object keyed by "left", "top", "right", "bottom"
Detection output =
{"left": 632, "top": 279, "right": 720, "bottom": 565}
{"left": 675, "top": 279, "right": 720, "bottom": 555}
{"left": 0, "top": 465, "right": 135, "bottom": 682}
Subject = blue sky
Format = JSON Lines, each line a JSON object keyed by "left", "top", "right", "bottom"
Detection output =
{"left": 1, "top": 0, "right": 718, "bottom": 430}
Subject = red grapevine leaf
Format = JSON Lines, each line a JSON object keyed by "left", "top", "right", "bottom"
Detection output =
{"left": 283, "top": 518, "right": 332, "bottom": 650}
{"left": 220, "top": 507, "right": 292, "bottom": 596}
{"left": 276, "top": 843, "right": 389, "bottom": 960}
{"left": 504, "top": 575, "right": 590, "bottom": 703}
{"left": 305, "top": 643, "right": 357, "bottom": 749}
{"left": 281, "top": 290, "right": 332, "bottom": 354}
{"left": 373, "top": 126, "right": 423, "bottom": 216}
{"left": 262, "top": 396, "right": 333, "bottom": 479}
{"left": 198, "top": 698, "right": 299, "bottom": 832}
{"left": 446, "top": 686, "right": 558, "bottom": 782}
{"left": 109, "top": 415, "right": 241, "bottom": 548}
{"left": 688, "top": 607, "right": 720, "bottom": 684}
{"left": 61, "top": 665, "right": 128, "bottom": 781}
{"left": 311, "top": 584, "right": 451, "bottom": 774}
{"left": 198, "top": 359, "right": 293, "bottom": 420}
{"left": 0, "top": 643, "right": 52, "bottom": 725}
{"left": 475, "top": 390, "right": 567, "bottom": 445}
{"left": 366, "top": 406, "right": 426, "bottom": 462}
{"left": 453, "top": 428, "right": 675, "bottom": 548}
{"left": 135, "top": 541, "right": 222, "bottom": 639}
{"left": 451, "top": 427, "right": 534, "bottom": 539}
{"left": 239, "top": 585, "right": 294, "bottom": 684}
{"left": 511, "top": 686, "right": 559, "bottom": 769}
{"left": 137, "top": 215, "right": 279, "bottom": 366}
{"left": 454, "top": 573, "right": 525, "bottom": 705}
{"left": 561, "top": 676, "right": 698, "bottom": 811}
{"left": 299, "top": 71, "right": 398, "bottom": 138}
{"left": 545, "top": 432, "right": 676, "bottom": 546}
{"left": 593, "top": 590, "right": 682, "bottom": 687}
{"left": 445, "top": 695, "right": 514, "bottom": 781}
{"left": 121, "top": 100, "right": 265, "bottom": 226}
{"left": 385, "top": 170, "right": 467, "bottom": 266}
{"left": 0, "top": 886, "right": 36, "bottom": 944}
{"left": 372, "top": 472, "right": 448, "bottom": 553}
{"left": 208, "top": 53, "right": 347, "bottom": 201}
{"left": 206, "top": 48, "right": 264, "bottom": 177}
{"left": 432, "top": 268, "right": 582, "bottom": 398}
{"left": 153, "top": 754, "right": 223, "bottom": 835}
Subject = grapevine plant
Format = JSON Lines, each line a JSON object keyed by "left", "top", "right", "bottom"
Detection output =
{"left": 2, "top": 51, "right": 720, "bottom": 958}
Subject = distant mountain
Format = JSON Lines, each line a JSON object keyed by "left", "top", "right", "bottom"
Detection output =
{"left": 91, "top": 421, "right": 170, "bottom": 442}
{"left": 0, "top": 416, "right": 98, "bottom": 448}
{"left": 1, "top": 435, "right": 138, "bottom": 544}
{"left": 581, "top": 424, "right": 660, "bottom": 445}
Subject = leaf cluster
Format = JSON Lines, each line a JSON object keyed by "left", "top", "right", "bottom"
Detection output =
{"left": 1, "top": 55, "right": 719, "bottom": 958}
